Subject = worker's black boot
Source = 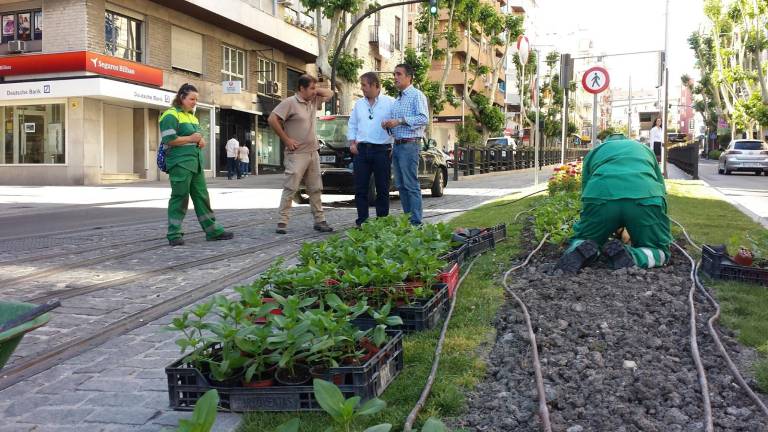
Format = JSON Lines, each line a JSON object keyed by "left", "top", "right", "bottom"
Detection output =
{"left": 556, "top": 240, "right": 599, "bottom": 274}
{"left": 602, "top": 239, "right": 636, "bottom": 270}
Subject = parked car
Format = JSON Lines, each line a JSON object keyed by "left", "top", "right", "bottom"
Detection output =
{"left": 485, "top": 136, "right": 518, "bottom": 155}
{"left": 718, "top": 139, "right": 768, "bottom": 175}
{"left": 295, "top": 115, "right": 449, "bottom": 204}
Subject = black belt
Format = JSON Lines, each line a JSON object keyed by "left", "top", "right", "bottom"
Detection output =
{"left": 394, "top": 138, "right": 420, "bottom": 144}
{"left": 358, "top": 142, "right": 391, "bottom": 147}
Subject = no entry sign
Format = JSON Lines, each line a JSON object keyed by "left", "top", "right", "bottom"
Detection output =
{"left": 582, "top": 66, "right": 610, "bottom": 94}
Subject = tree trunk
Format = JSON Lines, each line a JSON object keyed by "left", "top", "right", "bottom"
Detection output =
{"left": 438, "top": 0, "right": 456, "bottom": 96}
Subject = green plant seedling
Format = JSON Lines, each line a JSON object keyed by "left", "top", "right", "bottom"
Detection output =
{"left": 174, "top": 389, "right": 219, "bottom": 432}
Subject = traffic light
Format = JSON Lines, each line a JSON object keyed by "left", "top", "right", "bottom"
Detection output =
{"left": 429, "top": 0, "right": 438, "bottom": 15}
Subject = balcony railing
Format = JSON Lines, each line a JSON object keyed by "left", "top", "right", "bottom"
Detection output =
{"left": 369, "top": 25, "right": 394, "bottom": 50}
{"left": 284, "top": 6, "right": 315, "bottom": 32}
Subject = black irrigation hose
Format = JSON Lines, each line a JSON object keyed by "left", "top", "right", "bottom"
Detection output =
{"left": 672, "top": 218, "right": 768, "bottom": 419}
{"left": 403, "top": 256, "right": 480, "bottom": 432}
{"left": 673, "top": 242, "right": 715, "bottom": 432}
{"left": 503, "top": 234, "right": 553, "bottom": 432}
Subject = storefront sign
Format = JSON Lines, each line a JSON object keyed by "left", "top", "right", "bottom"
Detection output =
{"left": 1, "top": 77, "right": 175, "bottom": 107}
{"left": 0, "top": 51, "right": 163, "bottom": 86}
{"left": 222, "top": 80, "right": 242, "bottom": 94}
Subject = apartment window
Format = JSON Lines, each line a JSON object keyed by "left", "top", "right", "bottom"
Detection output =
{"left": 394, "top": 16, "right": 401, "bottom": 50}
{"left": 257, "top": 58, "right": 278, "bottom": 94}
{"left": 374, "top": 58, "right": 381, "bottom": 72}
{"left": 245, "top": 0, "right": 274, "bottom": 15}
{"left": 287, "top": 69, "right": 301, "bottom": 96}
{"left": 1, "top": 9, "right": 43, "bottom": 43}
{"left": 171, "top": 26, "right": 203, "bottom": 74}
{"left": 221, "top": 45, "right": 246, "bottom": 86}
{"left": 407, "top": 23, "right": 413, "bottom": 47}
{"left": 105, "top": 11, "right": 142, "bottom": 62}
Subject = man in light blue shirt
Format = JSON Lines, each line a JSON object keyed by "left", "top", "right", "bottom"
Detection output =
{"left": 382, "top": 63, "right": 429, "bottom": 225}
{"left": 348, "top": 72, "right": 395, "bottom": 226}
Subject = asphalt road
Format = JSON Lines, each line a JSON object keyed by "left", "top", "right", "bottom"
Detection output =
{"left": 696, "top": 159, "right": 768, "bottom": 227}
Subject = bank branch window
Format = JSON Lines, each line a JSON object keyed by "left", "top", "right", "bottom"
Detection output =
{"left": 1, "top": 104, "right": 66, "bottom": 165}
{"left": 105, "top": 11, "right": 143, "bottom": 62}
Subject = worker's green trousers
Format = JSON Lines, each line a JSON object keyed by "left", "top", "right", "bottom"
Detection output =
{"left": 167, "top": 165, "right": 225, "bottom": 241}
{"left": 566, "top": 197, "right": 673, "bottom": 268}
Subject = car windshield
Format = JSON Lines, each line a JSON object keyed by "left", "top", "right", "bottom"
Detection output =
{"left": 316, "top": 117, "right": 350, "bottom": 148}
{"left": 487, "top": 138, "right": 508, "bottom": 146}
{"left": 733, "top": 141, "right": 765, "bottom": 151}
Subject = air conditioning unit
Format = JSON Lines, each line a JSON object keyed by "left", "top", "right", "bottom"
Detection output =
{"left": 268, "top": 81, "right": 281, "bottom": 95}
{"left": 7, "top": 40, "right": 25, "bottom": 53}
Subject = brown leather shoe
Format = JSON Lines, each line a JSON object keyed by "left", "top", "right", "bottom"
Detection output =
{"left": 276, "top": 223, "right": 288, "bottom": 234}
{"left": 313, "top": 221, "right": 334, "bottom": 232}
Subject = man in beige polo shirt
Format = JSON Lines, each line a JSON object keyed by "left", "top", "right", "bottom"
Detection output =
{"left": 268, "top": 74, "right": 334, "bottom": 234}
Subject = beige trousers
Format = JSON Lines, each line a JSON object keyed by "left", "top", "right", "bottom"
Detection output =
{"left": 278, "top": 151, "right": 325, "bottom": 224}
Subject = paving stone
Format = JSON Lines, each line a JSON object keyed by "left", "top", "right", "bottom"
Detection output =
{"left": 3, "top": 395, "right": 52, "bottom": 418}
{"left": 0, "top": 425, "right": 36, "bottom": 432}
{"left": 36, "top": 374, "right": 92, "bottom": 394}
{"left": 18, "top": 407, "right": 94, "bottom": 425}
{"left": 120, "top": 357, "right": 177, "bottom": 370}
{"left": 150, "top": 410, "right": 190, "bottom": 426}
{"left": 137, "top": 377, "right": 166, "bottom": 392}
{"left": 78, "top": 378, "right": 143, "bottom": 393}
{"left": 84, "top": 407, "right": 161, "bottom": 425}
{"left": 211, "top": 413, "right": 242, "bottom": 432}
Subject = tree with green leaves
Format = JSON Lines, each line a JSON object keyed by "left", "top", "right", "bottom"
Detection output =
{"left": 300, "top": 0, "right": 368, "bottom": 113}
{"left": 688, "top": 0, "right": 768, "bottom": 139}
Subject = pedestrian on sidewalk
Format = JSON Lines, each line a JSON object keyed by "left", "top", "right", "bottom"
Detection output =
{"left": 268, "top": 74, "right": 335, "bottom": 234}
{"left": 225, "top": 135, "right": 241, "bottom": 179}
{"left": 555, "top": 134, "right": 672, "bottom": 273}
{"left": 160, "top": 83, "right": 233, "bottom": 246}
{"left": 348, "top": 72, "right": 395, "bottom": 227}
{"left": 650, "top": 117, "right": 663, "bottom": 162}
{"left": 382, "top": 63, "right": 429, "bottom": 226}
{"left": 238, "top": 142, "right": 250, "bottom": 177}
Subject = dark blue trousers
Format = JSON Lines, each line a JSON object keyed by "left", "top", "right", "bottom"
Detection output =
{"left": 353, "top": 142, "right": 391, "bottom": 226}
{"left": 227, "top": 157, "right": 240, "bottom": 179}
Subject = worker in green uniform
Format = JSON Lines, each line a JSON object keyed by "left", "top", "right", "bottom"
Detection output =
{"left": 556, "top": 134, "right": 672, "bottom": 273}
{"left": 160, "top": 83, "right": 233, "bottom": 246}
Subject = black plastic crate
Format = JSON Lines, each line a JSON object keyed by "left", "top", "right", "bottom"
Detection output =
{"left": 166, "top": 331, "right": 404, "bottom": 412}
{"left": 701, "top": 244, "right": 768, "bottom": 286}
{"left": 440, "top": 244, "right": 467, "bottom": 269}
{"left": 489, "top": 224, "right": 507, "bottom": 243}
{"left": 352, "top": 283, "right": 450, "bottom": 333}
{"left": 466, "top": 232, "right": 496, "bottom": 257}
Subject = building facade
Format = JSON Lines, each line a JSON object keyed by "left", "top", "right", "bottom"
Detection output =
{"left": 0, "top": 0, "right": 317, "bottom": 185}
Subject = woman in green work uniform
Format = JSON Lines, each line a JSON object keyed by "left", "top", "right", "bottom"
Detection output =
{"left": 160, "top": 83, "right": 233, "bottom": 246}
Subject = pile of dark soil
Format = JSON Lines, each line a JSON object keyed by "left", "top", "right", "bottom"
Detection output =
{"left": 454, "top": 224, "right": 768, "bottom": 432}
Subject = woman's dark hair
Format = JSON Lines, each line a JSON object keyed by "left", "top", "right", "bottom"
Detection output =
{"left": 395, "top": 63, "right": 415, "bottom": 79}
{"left": 172, "top": 83, "right": 198, "bottom": 107}
{"left": 360, "top": 72, "right": 380, "bottom": 87}
{"left": 297, "top": 74, "right": 318, "bottom": 91}
{"left": 653, "top": 117, "right": 662, "bottom": 127}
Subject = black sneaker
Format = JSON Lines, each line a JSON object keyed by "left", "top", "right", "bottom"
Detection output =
{"left": 313, "top": 221, "right": 334, "bottom": 232}
{"left": 556, "top": 240, "right": 599, "bottom": 274}
{"left": 169, "top": 238, "right": 185, "bottom": 247}
{"left": 276, "top": 223, "right": 288, "bottom": 234}
{"left": 208, "top": 231, "right": 234, "bottom": 241}
{"left": 602, "top": 239, "right": 635, "bottom": 270}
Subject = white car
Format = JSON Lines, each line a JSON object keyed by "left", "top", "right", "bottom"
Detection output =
{"left": 485, "top": 136, "right": 518, "bottom": 157}
{"left": 718, "top": 139, "right": 768, "bottom": 175}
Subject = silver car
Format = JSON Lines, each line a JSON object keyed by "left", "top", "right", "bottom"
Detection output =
{"left": 718, "top": 139, "right": 768, "bottom": 175}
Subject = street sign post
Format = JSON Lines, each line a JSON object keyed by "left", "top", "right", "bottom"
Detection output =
{"left": 582, "top": 66, "right": 610, "bottom": 146}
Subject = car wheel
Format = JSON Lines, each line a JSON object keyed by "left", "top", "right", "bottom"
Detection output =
{"left": 293, "top": 191, "right": 310, "bottom": 205}
{"left": 431, "top": 169, "right": 445, "bottom": 197}
{"left": 755, "top": 170, "right": 763, "bottom": 176}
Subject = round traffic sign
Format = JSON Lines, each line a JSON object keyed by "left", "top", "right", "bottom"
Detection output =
{"left": 582, "top": 66, "right": 610, "bottom": 94}
{"left": 517, "top": 35, "right": 530, "bottom": 65}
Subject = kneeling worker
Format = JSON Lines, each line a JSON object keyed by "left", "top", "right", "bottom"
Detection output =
{"left": 556, "top": 134, "right": 673, "bottom": 273}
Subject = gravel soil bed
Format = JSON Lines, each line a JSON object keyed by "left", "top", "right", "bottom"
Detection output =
{"left": 455, "top": 223, "right": 768, "bottom": 432}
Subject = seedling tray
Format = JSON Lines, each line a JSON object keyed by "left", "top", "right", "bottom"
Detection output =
{"left": 439, "top": 263, "right": 460, "bottom": 298}
{"left": 466, "top": 232, "right": 496, "bottom": 257}
{"left": 166, "top": 331, "right": 403, "bottom": 412}
{"left": 701, "top": 244, "right": 768, "bottom": 286}
{"left": 352, "top": 283, "right": 450, "bottom": 333}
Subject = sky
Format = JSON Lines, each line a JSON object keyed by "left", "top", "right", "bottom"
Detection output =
{"left": 531, "top": 0, "right": 707, "bottom": 94}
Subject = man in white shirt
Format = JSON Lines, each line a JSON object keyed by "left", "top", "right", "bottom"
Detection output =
{"left": 225, "top": 135, "right": 240, "bottom": 180}
{"left": 347, "top": 72, "right": 395, "bottom": 226}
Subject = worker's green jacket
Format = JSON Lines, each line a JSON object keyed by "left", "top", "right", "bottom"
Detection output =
{"left": 581, "top": 138, "right": 666, "bottom": 200}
